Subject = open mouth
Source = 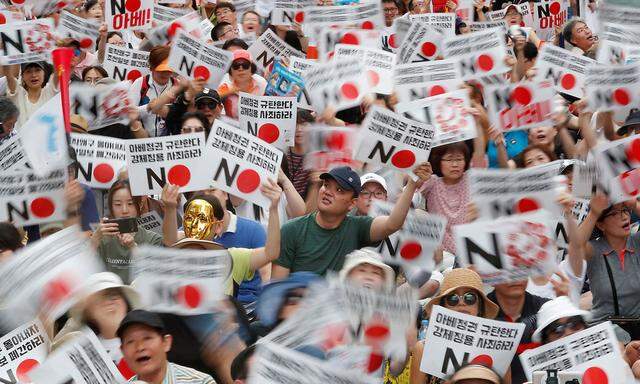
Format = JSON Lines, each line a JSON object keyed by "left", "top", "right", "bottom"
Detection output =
{"left": 536, "top": 133, "right": 546, "bottom": 141}
{"left": 136, "top": 355, "right": 151, "bottom": 364}
{"left": 321, "top": 197, "right": 332, "bottom": 205}
{"left": 623, "top": 222, "right": 631, "bottom": 231}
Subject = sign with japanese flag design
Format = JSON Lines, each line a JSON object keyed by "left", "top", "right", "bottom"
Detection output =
{"left": 597, "top": 23, "right": 640, "bottom": 65}
{"left": 421, "top": 306, "right": 524, "bottom": 379}
{"left": 248, "top": 29, "right": 305, "bottom": 73}
{"left": 238, "top": 93, "right": 297, "bottom": 150}
{"left": 443, "top": 28, "right": 509, "bottom": 81}
{"left": 595, "top": 133, "right": 640, "bottom": 204}
{"left": 127, "top": 132, "right": 209, "bottom": 196}
{"left": 454, "top": 210, "right": 557, "bottom": 285}
{"left": 534, "top": 44, "right": 596, "bottom": 98}
{"left": 598, "top": 2, "right": 640, "bottom": 26}
{"left": 152, "top": 4, "right": 189, "bottom": 24}
{"left": 0, "top": 10, "right": 24, "bottom": 25}
{"left": 0, "top": 226, "right": 103, "bottom": 328}
{"left": 469, "top": 20, "right": 509, "bottom": 33}
{"left": 0, "top": 19, "right": 56, "bottom": 65}
{"left": 353, "top": 106, "right": 435, "bottom": 174}
{"left": 71, "top": 82, "right": 132, "bottom": 131}
{"left": 132, "top": 246, "right": 231, "bottom": 315}
{"left": 70, "top": 133, "right": 127, "bottom": 189}
{"left": 146, "top": 11, "right": 202, "bottom": 47}
{"left": 370, "top": 201, "right": 446, "bottom": 269}
{"left": 303, "top": 125, "right": 359, "bottom": 171}
{"left": 302, "top": 2, "right": 384, "bottom": 31}
{"left": 394, "top": 59, "right": 464, "bottom": 104}
{"left": 0, "top": 320, "right": 50, "bottom": 384}
{"left": 168, "top": 29, "right": 233, "bottom": 89}
{"left": 206, "top": 120, "right": 283, "bottom": 210}
{"left": 302, "top": 58, "right": 370, "bottom": 113}
{"left": 585, "top": 63, "right": 640, "bottom": 111}
{"left": 102, "top": 43, "right": 150, "bottom": 82}
{"left": 533, "top": 0, "right": 568, "bottom": 41}
{"left": 485, "top": 80, "right": 555, "bottom": 132}
{"left": 333, "top": 44, "right": 395, "bottom": 94}
{"left": 105, "top": 0, "right": 153, "bottom": 31}
{"left": 396, "top": 22, "right": 444, "bottom": 64}
{"left": 409, "top": 13, "right": 456, "bottom": 37}
{"left": 0, "top": 168, "right": 67, "bottom": 226}
{"left": 271, "top": 0, "right": 315, "bottom": 26}
{"left": 317, "top": 28, "right": 381, "bottom": 62}
{"left": 58, "top": 11, "right": 100, "bottom": 52}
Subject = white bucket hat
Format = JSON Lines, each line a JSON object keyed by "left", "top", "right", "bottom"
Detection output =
{"left": 339, "top": 249, "right": 395, "bottom": 291}
{"left": 532, "top": 296, "right": 591, "bottom": 343}
{"left": 69, "top": 272, "right": 142, "bottom": 323}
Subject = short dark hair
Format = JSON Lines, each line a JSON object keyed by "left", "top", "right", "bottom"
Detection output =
{"left": 0, "top": 223, "right": 22, "bottom": 252}
{"left": 518, "top": 144, "right": 557, "bottom": 168}
{"left": 230, "top": 345, "right": 256, "bottom": 381}
{"left": 149, "top": 46, "right": 171, "bottom": 70}
{"left": 429, "top": 142, "right": 471, "bottom": 177}
{"left": 213, "top": 21, "right": 232, "bottom": 41}
{"left": 184, "top": 194, "right": 225, "bottom": 221}
{"left": 222, "top": 38, "right": 249, "bottom": 51}
{"left": 214, "top": 2, "right": 236, "bottom": 14}
{"left": 181, "top": 111, "right": 211, "bottom": 138}
{"left": 522, "top": 41, "right": 538, "bottom": 60}
{"left": 83, "top": 0, "right": 99, "bottom": 12}
{"left": 81, "top": 65, "right": 108, "bottom": 81}
{"left": 296, "top": 109, "right": 315, "bottom": 124}
{"left": 0, "top": 97, "right": 19, "bottom": 122}
{"left": 562, "top": 18, "right": 585, "bottom": 46}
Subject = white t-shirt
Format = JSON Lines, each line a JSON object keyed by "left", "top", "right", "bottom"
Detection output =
{"left": 526, "top": 259, "right": 586, "bottom": 305}
{"left": 8, "top": 79, "right": 58, "bottom": 129}
{"left": 130, "top": 76, "right": 172, "bottom": 137}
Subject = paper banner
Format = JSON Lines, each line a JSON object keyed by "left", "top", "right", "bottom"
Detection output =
{"left": 443, "top": 28, "right": 509, "bottom": 81}
{"left": 409, "top": 13, "right": 456, "bottom": 37}
{"left": 0, "top": 320, "right": 50, "bottom": 384}
{"left": 302, "top": 58, "right": 370, "bottom": 113}
{"left": 317, "top": 28, "right": 381, "bottom": 62}
{"left": 0, "top": 133, "right": 29, "bottom": 173}
{"left": 0, "top": 19, "right": 56, "bottom": 65}
{"left": 333, "top": 44, "right": 395, "bottom": 94}
{"left": 152, "top": 4, "right": 189, "bottom": 24}
{"left": 533, "top": 0, "right": 568, "bottom": 41}
{"left": 597, "top": 23, "right": 640, "bottom": 65}
{"left": 303, "top": 124, "right": 359, "bottom": 171}
{"left": 248, "top": 29, "right": 305, "bottom": 73}
{"left": 485, "top": 80, "right": 555, "bottom": 132}
{"left": 71, "top": 81, "right": 131, "bottom": 131}
{"left": 58, "top": 11, "right": 100, "bottom": 52}
{"left": 271, "top": 0, "right": 315, "bottom": 26}
{"left": 70, "top": 133, "right": 127, "bottom": 189}
{"left": 585, "top": 63, "right": 640, "bottom": 111}
{"left": 397, "top": 22, "right": 444, "bottom": 64}
{"left": 301, "top": 2, "right": 384, "bottom": 31}
{"left": 238, "top": 93, "right": 297, "bottom": 149}
{"left": 105, "top": 0, "right": 153, "bottom": 31}
{"left": 146, "top": 11, "right": 202, "bottom": 46}
{"left": 102, "top": 44, "right": 150, "bottom": 82}
{"left": 595, "top": 133, "right": 640, "bottom": 203}
{"left": 394, "top": 59, "right": 464, "bottom": 104}
{"left": 534, "top": 44, "right": 596, "bottom": 98}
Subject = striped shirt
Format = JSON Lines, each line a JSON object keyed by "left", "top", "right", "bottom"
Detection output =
{"left": 129, "top": 362, "right": 216, "bottom": 384}
{"left": 287, "top": 149, "right": 310, "bottom": 198}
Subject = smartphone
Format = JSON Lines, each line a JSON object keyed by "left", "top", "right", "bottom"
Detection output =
{"left": 105, "top": 217, "right": 138, "bottom": 234}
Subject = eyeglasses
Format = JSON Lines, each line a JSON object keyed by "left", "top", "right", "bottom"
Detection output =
{"left": 196, "top": 101, "right": 219, "bottom": 110}
{"left": 232, "top": 61, "right": 251, "bottom": 70}
{"left": 444, "top": 291, "right": 478, "bottom": 307}
{"left": 383, "top": 7, "right": 399, "bottom": 13}
{"left": 216, "top": 8, "right": 232, "bottom": 16}
{"left": 182, "top": 125, "right": 205, "bottom": 133}
{"left": 604, "top": 207, "right": 632, "bottom": 218}
{"left": 441, "top": 157, "right": 465, "bottom": 163}
{"left": 360, "top": 190, "right": 386, "bottom": 199}
{"left": 543, "top": 317, "right": 585, "bottom": 339}
{"left": 222, "top": 27, "right": 239, "bottom": 37}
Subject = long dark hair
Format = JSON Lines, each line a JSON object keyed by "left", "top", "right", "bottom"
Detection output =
{"left": 107, "top": 179, "right": 143, "bottom": 218}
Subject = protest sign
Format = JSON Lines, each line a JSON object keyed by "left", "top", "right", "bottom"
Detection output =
{"left": 146, "top": 11, "right": 202, "bottom": 46}
{"left": 0, "top": 10, "right": 24, "bottom": 25}
{"left": 0, "top": 133, "right": 29, "bottom": 173}
{"left": 0, "top": 226, "right": 103, "bottom": 327}
{"left": 534, "top": 44, "right": 597, "bottom": 99}
{"left": 248, "top": 29, "right": 305, "bottom": 73}
{"left": 370, "top": 201, "right": 446, "bottom": 269}
{"left": 70, "top": 133, "right": 127, "bottom": 189}
{"left": 520, "top": 322, "right": 631, "bottom": 383}
{"left": 533, "top": 0, "right": 568, "bottom": 41}
{"left": 485, "top": 80, "right": 555, "bottom": 132}
{"left": 302, "top": 2, "right": 384, "bottom": 31}
{"left": 132, "top": 246, "right": 231, "bottom": 315}
{"left": 0, "top": 320, "right": 49, "bottom": 384}
{"left": 597, "top": 23, "right": 640, "bottom": 65}
{"left": 353, "top": 106, "right": 435, "bottom": 174}
{"left": 485, "top": 3, "right": 532, "bottom": 23}
{"left": 395, "top": 89, "right": 477, "bottom": 147}
{"left": 394, "top": 59, "right": 464, "bottom": 104}
{"left": 317, "top": 28, "right": 381, "bottom": 62}
{"left": 598, "top": 2, "right": 640, "bottom": 26}
{"left": 7, "top": 0, "right": 71, "bottom": 18}
{"left": 137, "top": 211, "right": 163, "bottom": 234}
{"left": 58, "top": 11, "right": 100, "bottom": 52}
{"left": 238, "top": 93, "right": 297, "bottom": 149}
{"left": 595, "top": 133, "right": 640, "bottom": 203}
{"left": 153, "top": 4, "right": 189, "bottom": 24}
{"left": 572, "top": 158, "right": 598, "bottom": 199}
{"left": 71, "top": 81, "right": 131, "bottom": 131}
{"left": 30, "top": 330, "right": 125, "bottom": 384}
{"left": 468, "top": 20, "right": 509, "bottom": 33}
{"left": 271, "top": 0, "right": 314, "bottom": 26}
{"left": 303, "top": 124, "right": 359, "bottom": 171}
{"left": 420, "top": 306, "right": 524, "bottom": 379}
{"left": 454, "top": 210, "right": 557, "bottom": 285}
{"left": 168, "top": 30, "right": 233, "bottom": 89}
{"left": 127, "top": 132, "right": 210, "bottom": 196}
{"left": 265, "top": 59, "right": 311, "bottom": 109}
{"left": 207, "top": 120, "right": 283, "bottom": 209}
{"left": 381, "top": 17, "right": 413, "bottom": 53}
{"left": 333, "top": 44, "right": 395, "bottom": 94}
{"left": 396, "top": 22, "right": 444, "bottom": 64}
{"left": 0, "top": 19, "right": 56, "bottom": 65}
{"left": 302, "top": 58, "right": 370, "bottom": 113}
{"left": 105, "top": 0, "right": 153, "bottom": 31}
{"left": 102, "top": 43, "right": 150, "bottom": 82}
{"left": 409, "top": 13, "right": 456, "bottom": 37}
{"left": 442, "top": 28, "right": 509, "bottom": 81}
{"left": 585, "top": 63, "right": 640, "bottom": 111}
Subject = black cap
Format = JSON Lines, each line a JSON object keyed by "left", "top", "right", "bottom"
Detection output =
{"left": 21, "top": 62, "right": 46, "bottom": 72}
{"left": 194, "top": 88, "right": 221, "bottom": 105}
{"left": 320, "top": 166, "right": 361, "bottom": 196}
{"left": 617, "top": 108, "right": 640, "bottom": 136}
{"left": 116, "top": 310, "right": 166, "bottom": 339}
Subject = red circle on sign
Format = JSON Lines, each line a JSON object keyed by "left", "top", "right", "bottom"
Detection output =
{"left": 16, "top": 359, "right": 39, "bottom": 382}
{"left": 168, "top": 165, "right": 191, "bottom": 187}
{"left": 421, "top": 42, "right": 437, "bottom": 57}
{"left": 43, "top": 279, "right": 71, "bottom": 306}
{"left": 389, "top": 34, "right": 398, "bottom": 48}
{"left": 365, "top": 324, "right": 390, "bottom": 340}
{"left": 471, "top": 354, "right": 494, "bottom": 368}
{"left": 516, "top": 197, "right": 540, "bottom": 213}
{"left": 30, "top": 197, "right": 55, "bottom": 218}
{"left": 361, "top": 21, "right": 375, "bottom": 29}
{"left": 614, "top": 88, "right": 630, "bottom": 106}
{"left": 549, "top": 1, "right": 561, "bottom": 14}
{"left": 477, "top": 54, "right": 494, "bottom": 71}
{"left": 326, "top": 132, "right": 346, "bottom": 150}
{"left": 194, "top": 65, "right": 210, "bottom": 81}
{"left": 340, "top": 32, "right": 359, "bottom": 45}
{"left": 367, "top": 70, "right": 380, "bottom": 86}
{"left": 237, "top": 169, "right": 261, "bottom": 193}
{"left": 391, "top": 150, "right": 416, "bottom": 168}
{"left": 168, "top": 22, "right": 183, "bottom": 37}
{"left": 127, "top": 69, "right": 142, "bottom": 81}
{"left": 368, "top": 353, "right": 384, "bottom": 373}
{"left": 561, "top": 73, "right": 576, "bottom": 90}
{"left": 79, "top": 38, "right": 93, "bottom": 48}
{"left": 177, "top": 285, "right": 202, "bottom": 309}
{"left": 626, "top": 138, "right": 640, "bottom": 162}
{"left": 258, "top": 123, "right": 280, "bottom": 144}
{"left": 400, "top": 242, "right": 422, "bottom": 260}
{"left": 57, "top": 1, "right": 68, "bottom": 8}
{"left": 583, "top": 367, "right": 608, "bottom": 384}
{"left": 11, "top": 0, "right": 24, "bottom": 4}
{"left": 0, "top": 15, "right": 7, "bottom": 25}
{"left": 341, "top": 82, "right": 359, "bottom": 100}
{"left": 512, "top": 86, "right": 532, "bottom": 105}
{"left": 93, "top": 163, "right": 115, "bottom": 184}
{"left": 125, "top": 0, "right": 141, "bottom": 12}
{"left": 430, "top": 85, "right": 446, "bottom": 96}
{"left": 294, "top": 11, "right": 304, "bottom": 23}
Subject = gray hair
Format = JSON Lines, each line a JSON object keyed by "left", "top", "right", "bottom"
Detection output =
{"left": 562, "top": 18, "right": 586, "bottom": 46}
{"left": 0, "top": 97, "right": 19, "bottom": 123}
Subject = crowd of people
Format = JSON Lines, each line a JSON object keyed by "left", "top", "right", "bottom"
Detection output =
{"left": 0, "top": 0, "right": 639, "bottom": 383}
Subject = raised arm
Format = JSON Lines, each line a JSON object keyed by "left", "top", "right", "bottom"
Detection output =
{"left": 575, "top": 192, "right": 609, "bottom": 260}
{"left": 97, "top": 24, "right": 108, "bottom": 64}
{"left": 249, "top": 179, "right": 283, "bottom": 271}
{"left": 160, "top": 184, "right": 181, "bottom": 247}
{"left": 278, "top": 169, "right": 306, "bottom": 219}
{"left": 1, "top": 64, "right": 19, "bottom": 95}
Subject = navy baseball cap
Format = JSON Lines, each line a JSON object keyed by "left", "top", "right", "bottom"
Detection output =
{"left": 116, "top": 309, "right": 166, "bottom": 339}
{"left": 320, "top": 166, "right": 362, "bottom": 196}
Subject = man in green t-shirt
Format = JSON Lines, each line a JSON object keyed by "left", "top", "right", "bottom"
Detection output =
{"left": 272, "top": 164, "right": 431, "bottom": 278}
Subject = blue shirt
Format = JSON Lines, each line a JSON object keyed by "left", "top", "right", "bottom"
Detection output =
{"left": 486, "top": 130, "right": 528, "bottom": 168}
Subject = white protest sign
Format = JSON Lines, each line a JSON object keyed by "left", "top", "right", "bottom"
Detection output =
{"left": 395, "top": 89, "right": 478, "bottom": 147}
{"left": 454, "top": 210, "right": 557, "bottom": 285}
{"left": 597, "top": 23, "right": 640, "bottom": 65}
{"left": 0, "top": 168, "right": 67, "bottom": 226}
{"left": 137, "top": 211, "right": 163, "bottom": 234}
{"left": 534, "top": 44, "right": 597, "bottom": 98}
{"left": 0, "top": 226, "right": 103, "bottom": 327}
{"left": 409, "top": 13, "right": 456, "bottom": 37}
{"left": 102, "top": 43, "right": 150, "bottom": 82}
{"left": 0, "top": 19, "right": 56, "bottom": 65}
{"left": 0, "top": 133, "right": 29, "bottom": 173}
{"left": 168, "top": 30, "right": 233, "bottom": 89}
{"left": 271, "top": 0, "right": 314, "bottom": 26}
{"left": 238, "top": 93, "right": 297, "bottom": 150}
{"left": 146, "top": 11, "right": 202, "bottom": 46}
{"left": 443, "top": 28, "right": 509, "bottom": 81}
{"left": 353, "top": 106, "right": 435, "bottom": 174}
{"left": 302, "top": 58, "right": 370, "bottom": 113}
{"left": 370, "top": 201, "right": 446, "bottom": 269}
{"left": 468, "top": 20, "right": 509, "bottom": 33}
{"left": 585, "top": 63, "right": 640, "bottom": 111}
{"left": 520, "top": 322, "right": 630, "bottom": 383}
{"left": 0, "top": 320, "right": 49, "bottom": 384}
{"left": 595, "top": 133, "right": 640, "bottom": 203}
{"left": 303, "top": 124, "right": 359, "bottom": 171}
{"left": 30, "top": 330, "right": 125, "bottom": 384}
{"left": 105, "top": 0, "right": 153, "bottom": 31}
{"left": 248, "top": 29, "right": 305, "bottom": 73}
{"left": 394, "top": 59, "right": 464, "bottom": 104}
{"left": 0, "top": 10, "right": 24, "bottom": 25}
{"left": 396, "top": 22, "right": 444, "bottom": 64}
{"left": 533, "top": 0, "right": 568, "bottom": 41}
{"left": 421, "top": 306, "right": 524, "bottom": 379}
{"left": 58, "top": 11, "right": 100, "bottom": 51}
{"left": 8, "top": 0, "right": 72, "bottom": 18}
{"left": 71, "top": 81, "right": 131, "bottom": 131}
{"left": 127, "top": 132, "right": 210, "bottom": 196}
{"left": 317, "top": 28, "right": 381, "bottom": 61}
{"left": 598, "top": 2, "right": 640, "bottom": 26}
{"left": 207, "top": 120, "right": 283, "bottom": 209}
{"left": 152, "top": 4, "right": 189, "bottom": 24}
{"left": 485, "top": 80, "right": 555, "bottom": 132}
{"left": 382, "top": 17, "right": 413, "bottom": 53}
{"left": 333, "top": 44, "right": 395, "bottom": 94}
{"left": 132, "top": 246, "right": 231, "bottom": 315}
{"left": 70, "top": 133, "right": 127, "bottom": 189}
{"left": 302, "top": 2, "right": 384, "bottom": 31}
{"left": 267, "top": 58, "right": 312, "bottom": 109}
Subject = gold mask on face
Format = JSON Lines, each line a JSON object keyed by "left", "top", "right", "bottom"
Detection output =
{"left": 184, "top": 199, "right": 216, "bottom": 240}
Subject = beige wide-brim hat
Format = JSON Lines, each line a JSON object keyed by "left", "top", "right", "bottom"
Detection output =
{"left": 339, "top": 249, "right": 395, "bottom": 291}
{"left": 449, "top": 364, "right": 502, "bottom": 384}
{"left": 69, "top": 272, "right": 142, "bottom": 323}
{"left": 424, "top": 268, "right": 499, "bottom": 319}
{"left": 172, "top": 238, "right": 225, "bottom": 250}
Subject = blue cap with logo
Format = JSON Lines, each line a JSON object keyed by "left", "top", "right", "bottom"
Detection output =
{"left": 320, "top": 166, "right": 361, "bottom": 197}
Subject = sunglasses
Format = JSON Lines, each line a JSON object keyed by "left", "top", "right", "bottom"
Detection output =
{"left": 232, "top": 61, "right": 251, "bottom": 70}
{"left": 196, "top": 101, "right": 218, "bottom": 110}
{"left": 445, "top": 291, "right": 478, "bottom": 307}
{"left": 543, "top": 317, "right": 585, "bottom": 339}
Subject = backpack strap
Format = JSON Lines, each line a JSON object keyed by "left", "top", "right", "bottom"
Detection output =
{"left": 603, "top": 254, "right": 621, "bottom": 316}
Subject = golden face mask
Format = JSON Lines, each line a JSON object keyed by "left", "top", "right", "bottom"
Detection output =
{"left": 184, "top": 199, "right": 217, "bottom": 240}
